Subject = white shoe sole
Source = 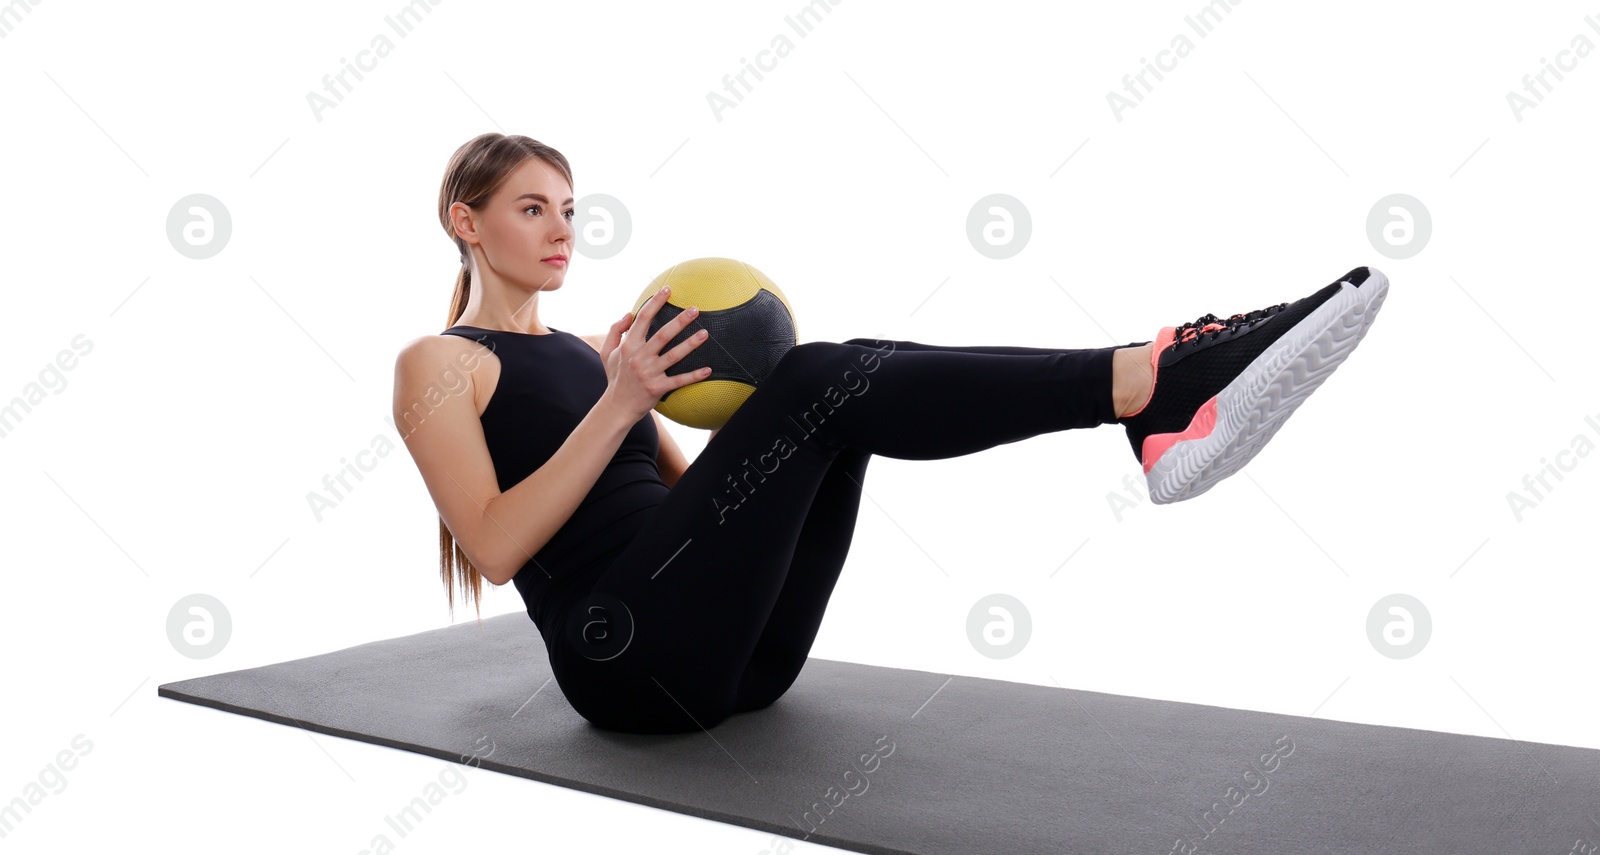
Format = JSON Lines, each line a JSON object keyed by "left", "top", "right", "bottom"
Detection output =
{"left": 1146, "top": 268, "right": 1390, "bottom": 504}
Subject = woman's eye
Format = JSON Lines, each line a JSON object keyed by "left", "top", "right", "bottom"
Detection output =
{"left": 525, "top": 205, "right": 575, "bottom": 221}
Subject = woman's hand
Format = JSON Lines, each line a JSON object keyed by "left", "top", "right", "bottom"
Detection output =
{"left": 599, "top": 286, "right": 711, "bottom": 423}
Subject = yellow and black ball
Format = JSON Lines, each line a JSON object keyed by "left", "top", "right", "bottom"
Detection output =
{"left": 629, "top": 257, "right": 798, "bottom": 430}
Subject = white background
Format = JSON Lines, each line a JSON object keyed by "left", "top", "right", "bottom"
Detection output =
{"left": 2, "top": 0, "right": 1597, "bottom": 851}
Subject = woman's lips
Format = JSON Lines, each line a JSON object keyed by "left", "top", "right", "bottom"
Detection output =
{"left": 542, "top": 257, "right": 567, "bottom": 268}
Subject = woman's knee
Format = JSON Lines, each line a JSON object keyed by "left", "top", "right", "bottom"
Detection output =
{"left": 843, "top": 337, "right": 900, "bottom": 350}
{"left": 772, "top": 340, "right": 881, "bottom": 384}
{"left": 770, "top": 341, "right": 843, "bottom": 384}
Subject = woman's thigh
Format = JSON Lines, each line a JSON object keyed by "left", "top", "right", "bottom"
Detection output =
{"left": 548, "top": 342, "right": 863, "bottom": 733}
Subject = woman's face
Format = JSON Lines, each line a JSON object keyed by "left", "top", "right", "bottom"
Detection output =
{"left": 461, "top": 157, "right": 575, "bottom": 291}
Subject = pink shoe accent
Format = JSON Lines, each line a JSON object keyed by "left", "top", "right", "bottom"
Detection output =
{"left": 1121, "top": 327, "right": 1173, "bottom": 419}
{"left": 1140, "top": 393, "right": 1219, "bottom": 473}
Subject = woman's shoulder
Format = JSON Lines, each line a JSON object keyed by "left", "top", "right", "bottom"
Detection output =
{"left": 393, "top": 327, "right": 599, "bottom": 366}
{"left": 393, "top": 332, "right": 500, "bottom": 419}
{"left": 395, "top": 329, "right": 490, "bottom": 362}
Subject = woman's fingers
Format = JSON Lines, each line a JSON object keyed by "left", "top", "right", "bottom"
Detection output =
{"left": 676, "top": 364, "right": 713, "bottom": 389}
{"left": 651, "top": 301, "right": 701, "bottom": 352}
{"left": 663, "top": 328, "right": 711, "bottom": 381}
{"left": 603, "top": 312, "right": 630, "bottom": 356}
{"left": 629, "top": 287, "right": 672, "bottom": 347}
{"left": 611, "top": 287, "right": 714, "bottom": 403}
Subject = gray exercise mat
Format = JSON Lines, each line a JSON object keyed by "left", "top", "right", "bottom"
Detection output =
{"left": 159, "top": 613, "right": 1600, "bottom": 854}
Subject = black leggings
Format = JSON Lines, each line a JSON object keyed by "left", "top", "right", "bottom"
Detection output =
{"left": 547, "top": 336, "right": 1141, "bottom": 733}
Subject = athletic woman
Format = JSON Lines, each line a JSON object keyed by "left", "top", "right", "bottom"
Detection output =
{"left": 393, "top": 133, "right": 1388, "bottom": 734}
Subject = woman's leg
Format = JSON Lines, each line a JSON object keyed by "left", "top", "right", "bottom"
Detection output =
{"left": 549, "top": 337, "right": 1130, "bottom": 733}
{"left": 725, "top": 337, "right": 1150, "bottom": 712}
{"left": 730, "top": 444, "right": 870, "bottom": 713}
{"left": 841, "top": 336, "right": 1149, "bottom": 358}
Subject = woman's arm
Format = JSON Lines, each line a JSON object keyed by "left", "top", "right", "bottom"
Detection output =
{"left": 394, "top": 336, "right": 636, "bottom": 586}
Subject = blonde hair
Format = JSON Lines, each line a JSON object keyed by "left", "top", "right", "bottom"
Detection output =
{"left": 434, "top": 132, "right": 573, "bottom": 619}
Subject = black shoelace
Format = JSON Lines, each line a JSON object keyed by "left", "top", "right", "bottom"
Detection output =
{"left": 1174, "top": 303, "right": 1288, "bottom": 348}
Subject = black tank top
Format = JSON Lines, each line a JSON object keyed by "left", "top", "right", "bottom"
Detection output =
{"left": 439, "top": 324, "right": 669, "bottom": 639}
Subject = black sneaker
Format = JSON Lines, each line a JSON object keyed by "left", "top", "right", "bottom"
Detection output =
{"left": 1116, "top": 266, "right": 1389, "bottom": 504}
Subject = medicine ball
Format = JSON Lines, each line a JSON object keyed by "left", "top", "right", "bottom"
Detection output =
{"left": 629, "top": 257, "right": 798, "bottom": 430}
